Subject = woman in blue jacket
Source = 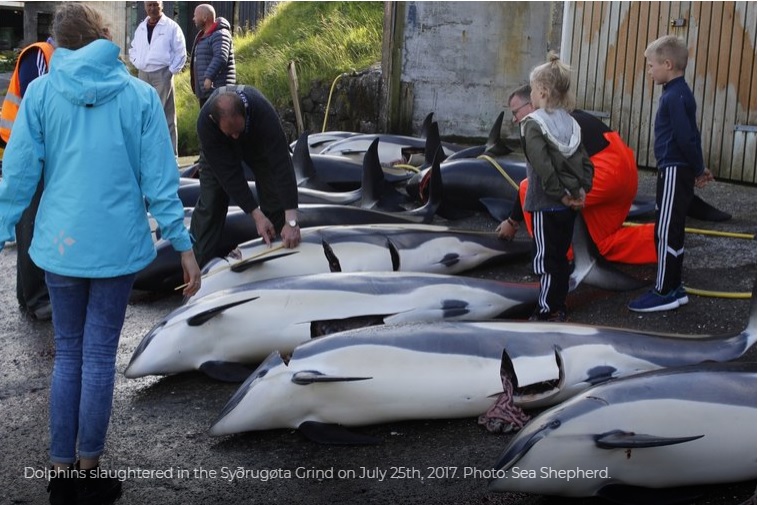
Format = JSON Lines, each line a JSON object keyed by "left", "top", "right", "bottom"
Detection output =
{"left": 0, "top": 4, "right": 201, "bottom": 504}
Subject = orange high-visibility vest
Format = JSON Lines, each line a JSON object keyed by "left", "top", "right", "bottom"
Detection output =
{"left": 0, "top": 42, "right": 54, "bottom": 143}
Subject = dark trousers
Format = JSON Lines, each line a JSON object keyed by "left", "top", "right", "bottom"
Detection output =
{"left": 189, "top": 164, "right": 285, "bottom": 268}
{"left": 530, "top": 208, "right": 576, "bottom": 314}
{"left": 654, "top": 166, "right": 694, "bottom": 293}
{"left": 16, "top": 180, "right": 49, "bottom": 312}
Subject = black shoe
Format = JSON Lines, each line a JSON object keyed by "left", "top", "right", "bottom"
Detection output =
{"left": 31, "top": 301, "right": 53, "bottom": 321}
{"left": 77, "top": 466, "right": 122, "bottom": 505}
{"left": 47, "top": 466, "right": 77, "bottom": 505}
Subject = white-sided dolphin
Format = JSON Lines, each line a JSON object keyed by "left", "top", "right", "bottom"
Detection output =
{"left": 489, "top": 361, "right": 756, "bottom": 503}
{"left": 124, "top": 272, "right": 541, "bottom": 381}
{"left": 187, "top": 223, "right": 532, "bottom": 302}
{"left": 134, "top": 162, "right": 443, "bottom": 293}
{"left": 207, "top": 294, "right": 756, "bottom": 442}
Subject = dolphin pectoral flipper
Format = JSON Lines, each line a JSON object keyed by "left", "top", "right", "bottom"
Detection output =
{"left": 479, "top": 197, "right": 516, "bottom": 222}
{"left": 291, "top": 371, "right": 372, "bottom": 385}
{"left": 595, "top": 429, "right": 704, "bottom": 449}
{"left": 298, "top": 421, "right": 382, "bottom": 445}
{"left": 229, "top": 250, "right": 300, "bottom": 273}
{"left": 199, "top": 361, "right": 256, "bottom": 382}
{"left": 186, "top": 297, "right": 260, "bottom": 326}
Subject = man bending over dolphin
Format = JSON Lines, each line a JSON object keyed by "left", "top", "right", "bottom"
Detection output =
{"left": 191, "top": 85, "right": 301, "bottom": 266}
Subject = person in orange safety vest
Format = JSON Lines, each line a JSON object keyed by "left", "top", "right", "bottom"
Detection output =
{"left": 0, "top": 39, "right": 55, "bottom": 319}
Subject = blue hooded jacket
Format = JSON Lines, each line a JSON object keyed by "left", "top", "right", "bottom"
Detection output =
{"left": 0, "top": 39, "right": 192, "bottom": 277}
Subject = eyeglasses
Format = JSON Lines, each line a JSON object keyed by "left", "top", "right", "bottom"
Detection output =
{"left": 510, "top": 101, "right": 531, "bottom": 116}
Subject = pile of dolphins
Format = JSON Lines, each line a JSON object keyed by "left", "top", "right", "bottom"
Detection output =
{"left": 129, "top": 114, "right": 755, "bottom": 503}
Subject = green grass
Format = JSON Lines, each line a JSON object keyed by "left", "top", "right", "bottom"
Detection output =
{"left": 175, "top": 1, "right": 384, "bottom": 155}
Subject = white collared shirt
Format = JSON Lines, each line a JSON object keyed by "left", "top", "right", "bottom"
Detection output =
{"left": 129, "top": 15, "right": 187, "bottom": 74}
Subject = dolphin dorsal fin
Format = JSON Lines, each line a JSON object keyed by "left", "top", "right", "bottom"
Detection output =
{"left": 359, "top": 138, "right": 384, "bottom": 208}
{"left": 292, "top": 132, "right": 316, "bottom": 184}
{"left": 570, "top": 214, "right": 646, "bottom": 292}
{"left": 424, "top": 121, "right": 444, "bottom": 165}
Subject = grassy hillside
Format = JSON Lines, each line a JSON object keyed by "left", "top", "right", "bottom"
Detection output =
{"left": 176, "top": 1, "right": 384, "bottom": 155}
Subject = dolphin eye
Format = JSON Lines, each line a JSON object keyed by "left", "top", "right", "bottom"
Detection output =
{"left": 549, "top": 419, "right": 561, "bottom": 429}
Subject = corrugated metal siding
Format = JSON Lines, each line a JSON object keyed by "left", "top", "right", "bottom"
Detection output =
{"left": 563, "top": 1, "right": 756, "bottom": 183}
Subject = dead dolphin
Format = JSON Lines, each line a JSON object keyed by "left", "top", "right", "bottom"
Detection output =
{"left": 489, "top": 362, "right": 756, "bottom": 503}
{"left": 134, "top": 159, "right": 443, "bottom": 292}
{"left": 207, "top": 295, "right": 755, "bottom": 442}
{"left": 188, "top": 222, "right": 532, "bottom": 302}
{"left": 124, "top": 272, "right": 541, "bottom": 381}
{"left": 407, "top": 151, "right": 528, "bottom": 221}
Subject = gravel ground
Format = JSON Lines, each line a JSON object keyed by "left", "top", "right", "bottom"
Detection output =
{"left": 1, "top": 169, "right": 755, "bottom": 505}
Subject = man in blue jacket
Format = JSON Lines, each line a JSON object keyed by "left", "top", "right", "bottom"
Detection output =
{"left": 190, "top": 4, "right": 236, "bottom": 106}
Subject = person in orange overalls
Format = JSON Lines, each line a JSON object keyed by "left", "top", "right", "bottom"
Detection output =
{"left": 497, "top": 84, "right": 656, "bottom": 265}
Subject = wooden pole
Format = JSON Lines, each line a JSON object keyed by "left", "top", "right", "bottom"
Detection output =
{"left": 288, "top": 61, "right": 304, "bottom": 135}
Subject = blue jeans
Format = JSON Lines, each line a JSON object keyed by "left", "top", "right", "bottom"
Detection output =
{"left": 45, "top": 272, "right": 135, "bottom": 464}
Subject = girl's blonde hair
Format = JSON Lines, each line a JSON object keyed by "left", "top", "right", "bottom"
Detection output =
{"left": 529, "top": 52, "right": 575, "bottom": 111}
{"left": 52, "top": 3, "right": 110, "bottom": 50}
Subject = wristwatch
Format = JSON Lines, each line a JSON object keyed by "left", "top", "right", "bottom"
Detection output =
{"left": 288, "top": 219, "right": 299, "bottom": 228}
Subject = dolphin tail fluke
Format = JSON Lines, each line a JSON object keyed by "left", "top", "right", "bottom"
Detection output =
{"left": 199, "top": 361, "right": 256, "bottom": 382}
{"left": 298, "top": 421, "right": 382, "bottom": 445}
{"left": 570, "top": 214, "right": 646, "bottom": 292}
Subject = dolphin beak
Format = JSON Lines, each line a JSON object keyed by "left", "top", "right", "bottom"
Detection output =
{"left": 124, "top": 320, "right": 166, "bottom": 378}
{"left": 209, "top": 351, "right": 286, "bottom": 436}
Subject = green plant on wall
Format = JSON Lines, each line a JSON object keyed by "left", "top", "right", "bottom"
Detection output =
{"left": 174, "top": 1, "right": 383, "bottom": 157}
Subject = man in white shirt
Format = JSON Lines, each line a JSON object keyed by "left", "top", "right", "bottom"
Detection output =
{"left": 129, "top": 1, "right": 187, "bottom": 156}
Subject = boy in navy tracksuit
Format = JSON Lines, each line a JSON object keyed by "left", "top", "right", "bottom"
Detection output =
{"left": 628, "top": 35, "right": 713, "bottom": 312}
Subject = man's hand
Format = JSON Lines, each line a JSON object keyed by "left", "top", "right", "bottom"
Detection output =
{"left": 281, "top": 222, "right": 301, "bottom": 248}
{"left": 203, "top": 77, "right": 213, "bottom": 91}
{"left": 496, "top": 218, "right": 518, "bottom": 241}
{"left": 695, "top": 168, "right": 714, "bottom": 189}
{"left": 251, "top": 209, "right": 276, "bottom": 247}
{"left": 179, "top": 250, "right": 202, "bottom": 297}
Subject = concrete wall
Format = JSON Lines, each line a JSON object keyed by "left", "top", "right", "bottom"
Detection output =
{"left": 20, "top": 2, "right": 130, "bottom": 58}
{"left": 384, "top": 1, "right": 563, "bottom": 140}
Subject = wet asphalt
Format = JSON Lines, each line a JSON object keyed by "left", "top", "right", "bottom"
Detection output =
{"left": 1, "top": 169, "right": 756, "bottom": 505}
